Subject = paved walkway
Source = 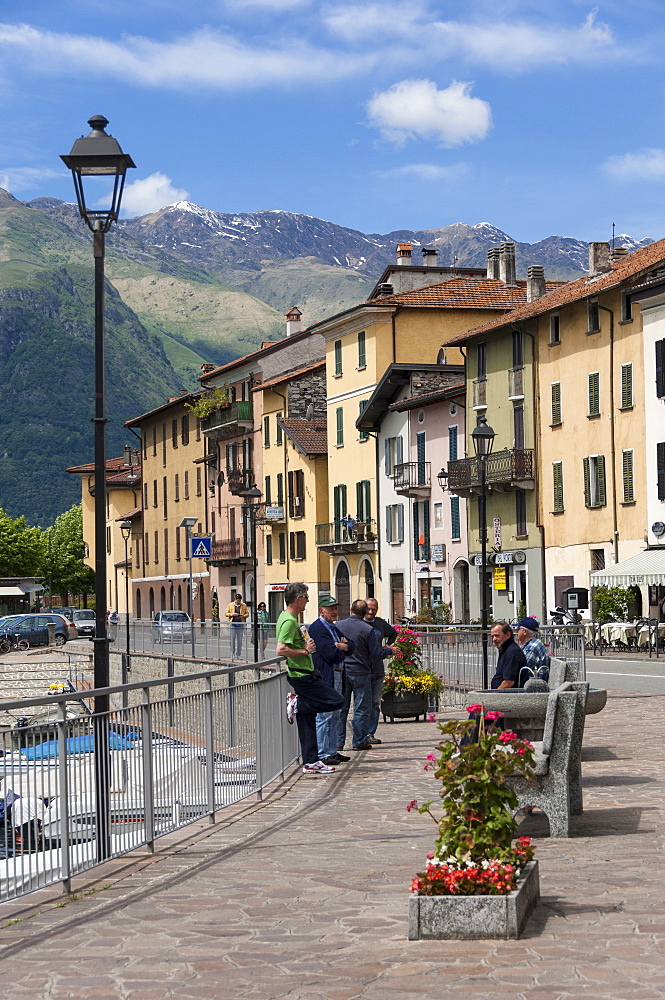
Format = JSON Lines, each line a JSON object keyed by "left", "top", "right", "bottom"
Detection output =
{"left": 0, "top": 690, "right": 664, "bottom": 999}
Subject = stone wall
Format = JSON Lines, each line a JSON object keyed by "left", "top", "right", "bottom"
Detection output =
{"left": 288, "top": 369, "right": 327, "bottom": 417}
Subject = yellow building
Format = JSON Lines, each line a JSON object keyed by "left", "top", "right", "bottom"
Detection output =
{"left": 308, "top": 268, "right": 536, "bottom": 613}
{"left": 67, "top": 449, "right": 141, "bottom": 616}
{"left": 125, "top": 393, "right": 209, "bottom": 620}
{"left": 457, "top": 239, "right": 665, "bottom": 619}
{"left": 254, "top": 361, "right": 329, "bottom": 620}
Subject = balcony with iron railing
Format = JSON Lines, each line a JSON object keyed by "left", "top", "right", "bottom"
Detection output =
{"left": 226, "top": 468, "right": 253, "bottom": 496}
{"left": 393, "top": 461, "right": 431, "bottom": 498}
{"left": 211, "top": 537, "right": 252, "bottom": 564}
{"left": 315, "top": 518, "right": 377, "bottom": 553}
{"left": 202, "top": 400, "right": 253, "bottom": 439}
{"left": 508, "top": 366, "right": 525, "bottom": 400}
{"left": 446, "top": 449, "right": 534, "bottom": 495}
{"left": 472, "top": 378, "right": 487, "bottom": 409}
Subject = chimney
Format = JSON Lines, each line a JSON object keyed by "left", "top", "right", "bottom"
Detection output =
{"left": 200, "top": 363, "right": 216, "bottom": 375}
{"left": 610, "top": 246, "right": 629, "bottom": 263}
{"left": 285, "top": 306, "right": 302, "bottom": 337}
{"left": 396, "top": 243, "right": 413, "bottom": 266}
{"left": 526, "top": 265, "right": 546, "bottom": 303}
{"left": 588, "top": 242, "right": 611, "bottom": 277}
{"left": 123, "top": 443, "right": 131, "bottom": 467}
{"left": 499, "top": 242, "right": 517, "bottom": 285}
{"left": 421, "top": 246, "right": 438, "bottom": 267}
{"left": 376, "top": 282, "right": 394, "bottom": 296}
{"left": 486, "top": 246, "right": 501, "bottom": 280}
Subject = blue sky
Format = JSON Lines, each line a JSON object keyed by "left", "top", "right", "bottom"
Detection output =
{"left": 1, "top": 1, "right": 664, "bottom": 242}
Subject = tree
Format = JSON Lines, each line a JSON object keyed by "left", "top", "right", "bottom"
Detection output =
{"left": 43, "top": 504, "right": 94, "bottom": 604}
{"left": 0, "top": 507, "right": 45, "bottom": 577}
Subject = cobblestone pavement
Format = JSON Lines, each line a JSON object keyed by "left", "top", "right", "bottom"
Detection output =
{"left": 0, "top": 690, "right": 663, "bottom": 1000}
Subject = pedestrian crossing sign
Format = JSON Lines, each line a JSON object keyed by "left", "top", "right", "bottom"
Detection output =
{"left": 190, "top": 536, "right": 212, "bottom": 558}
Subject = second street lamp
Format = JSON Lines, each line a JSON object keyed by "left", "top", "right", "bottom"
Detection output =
{"left": 243, "top": 485, "right": 263, "bottom": 663}
{"left": 471, "top": 414, "right": 496, "bottom": 689}
{"left": 179, "top": 516, "right": 199, "bottom": 659}
{"left": 120, "top": 520, "right": 133, "bottom": 702}
{"left": 61, "top": 115, "right": 135, "bottom": 863}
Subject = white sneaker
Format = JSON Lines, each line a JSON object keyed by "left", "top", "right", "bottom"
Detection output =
{"left": 286, "top": 692, "right": 298, "bottom": 724}
{"left": 303, "top": 761, "right": 336, "bottom": 774}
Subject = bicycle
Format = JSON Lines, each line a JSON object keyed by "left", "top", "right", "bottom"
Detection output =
{"left": 0, "top": 633, "right": 30, "bottom": 654}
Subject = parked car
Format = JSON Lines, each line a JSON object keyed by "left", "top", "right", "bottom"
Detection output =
{"left": 0, "top": 614, "right": 77, "bottom": 647}
{"left": 50, "top": 607, "right": 78, "bottom": 623}
{"left": 152, "top": 611, "right": 193, "bottom": 644}
{"left": 72, "top": 609, "right": 96, "bottom": 638}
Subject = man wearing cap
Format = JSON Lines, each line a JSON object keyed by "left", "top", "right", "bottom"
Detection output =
{"left": 516, "top": 617, "right": 550, "bottom": 676}
{"left": 308, "top": 596, "right": 354, "bottom": 766}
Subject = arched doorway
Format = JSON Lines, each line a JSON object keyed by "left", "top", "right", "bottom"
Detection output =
{"left": 335, "top": 561, "right": 351, "bottom": 619}
{"left": 136, "top": 589, "right": 142, "bottom": 620}
{"left": 362, "top": 559, "right": 375, "bottom": 600}
{"left": 149, "top": 587, "right": 155, "bottom": 618}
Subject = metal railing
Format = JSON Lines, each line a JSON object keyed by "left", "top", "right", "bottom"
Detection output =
{"left": 415, "top": 624, "right": 585, "bottom": 708}
{"left": 508, "top": 367, "right": 525, "bottom": 399}
{"left": 119, "top": 620, "right": 279, "bottom": 661}
{"left": 0, "top": 659, "right": 297, "bottom": 901}
{"left": 393, "top": 462, "right": 431, "bottom": 492}
{"left": 201, "top": 400, "right": 253, "bottom": 432}
{"left": 315, "top": 519, "right": 377, "bottom": 546}
{"left": 447, "top": 449, "right": 534, "bottom": 491}
{"left": 472, "top": 378, "right": 487, "bottom": 408}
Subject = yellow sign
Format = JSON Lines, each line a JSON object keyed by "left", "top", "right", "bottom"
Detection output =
{"left": 493, "top": 567, "right": 507, "bottom": 590}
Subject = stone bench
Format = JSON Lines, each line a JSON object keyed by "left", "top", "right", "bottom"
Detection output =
{"left": 506, "top": 681, "right": 590, "bottom": 838}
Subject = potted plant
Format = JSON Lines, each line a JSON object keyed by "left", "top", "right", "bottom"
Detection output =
{"left": 381, "top": 627, "right": 443, "bottom": 721}
{"left": 408, "top": 706, "right": 540, "bottom": 939}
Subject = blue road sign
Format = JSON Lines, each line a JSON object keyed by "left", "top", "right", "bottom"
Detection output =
{"left": 190, "top": 536, "right": 212, "bottom": 558}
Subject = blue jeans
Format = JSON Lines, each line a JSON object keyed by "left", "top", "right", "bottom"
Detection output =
{"left": 231, "top": 623, "right": 244, "bottom": 658}
{"left": 368, "top": 675, "right": 384, "bottom": 736}
{"left": 339, "top": 673, "right": 372, "bottom": 748}
{"left": 316, "top": 669, "right": 344, "bottom": 759}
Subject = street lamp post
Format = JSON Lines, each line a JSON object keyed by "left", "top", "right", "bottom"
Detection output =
{"left": 61, "top": 116, "right": 135, "bottom": 862}
{"left": 179, "top": 516, "right": 199, "bottom": 658}
{"left": 243, "top": 486, "right": 263, "bottom": 662}
{"left": 120, "top": 520, "right": 133, "bottom": 704}
{"left": 471, "top": 415, "right": 496, "bottom": 689}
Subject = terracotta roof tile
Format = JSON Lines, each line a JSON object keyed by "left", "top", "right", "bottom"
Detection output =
{"left": 367, "top": 277, "right": 565, "bottom": 311}
{"left": 448, "top": 238, "right": 665, "bottom": 343}
{"left": 279, "top": 418, "right": 327, "bottom": 456}
{"left": 390, "top": 382, "right": 466, "bottom": 411}
{"left": 67, "top": 456, "right": 128, "bottom": 474}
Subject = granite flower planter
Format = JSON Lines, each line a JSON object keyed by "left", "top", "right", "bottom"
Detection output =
{"left": 381, "top": 691, "right": 429, "bottom": 722}
{"left": 408, "top": 860, "right": 540, "bottom": 940}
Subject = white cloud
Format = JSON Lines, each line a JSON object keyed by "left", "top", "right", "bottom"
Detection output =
{"left": 603, "top": 148, "right": 665, "bottom": 182}
{"left": 366, "top": 80, "right": 491, "bottom": 147}
{"left": 375, "top": 162, "right": 469, "bottom": 182}
{"left": 325, "top": 6, "right": 619, "bottom": 70}
{"left": 0, "top": 23, "right": 374, "bottom": 90}
{"left": 118, "top": 173, "right": 189, "bottom": 216}
{"left": 0, "top": 166, "right": 63, "bottom": 194}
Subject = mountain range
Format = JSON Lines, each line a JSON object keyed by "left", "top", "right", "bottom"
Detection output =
{"left": 0, "top": 188, "right": 653, "bottom": 525}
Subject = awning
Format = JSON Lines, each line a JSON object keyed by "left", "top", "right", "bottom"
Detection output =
{"left": 0, "top": 586, "right": 26, "bottom": 597}
{"left": 590, "top": 548, "right": 665, "bottom": 587}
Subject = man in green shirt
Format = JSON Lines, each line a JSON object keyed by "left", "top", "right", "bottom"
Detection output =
{"left": 276, "top": 582, "right": 345, "bottom": 774}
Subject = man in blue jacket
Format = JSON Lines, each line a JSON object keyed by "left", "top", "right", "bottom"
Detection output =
{"left": 337, "top": 599, "right": 396, "bottom": 751}
{"left": 308, "top": 596, "right": 353, "bottom": 766}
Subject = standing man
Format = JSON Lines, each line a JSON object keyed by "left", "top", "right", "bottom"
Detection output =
{"left": 308, "top": 596, "right": 353, "bottom": 766}
{"left": 226, "top": 593, "right": 248, "bottom": 660}
{"left": 276, "top": 583, "right": 345, "bottom": 775}
{"left": 337, "top": 599, "right": 396, "bottom": 751}
{"left": 490, "top": 621, "right": 526, "bottom": 689}
{"left": 364, "top": 598, "right": 397, "bottom": 745}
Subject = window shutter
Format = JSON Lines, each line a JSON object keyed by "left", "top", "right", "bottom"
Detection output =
{"left": 449, "top": 425, "right": 458, "bottom": 461}
{"left": 334, "top": 340, "right": 342, "bottom": 376}
{"left": 423, "top": 502, "right": 430, "bottom": 559}
{"left": 364, "top": 481, "right": 371, "bottom": 523}
{"left": 397, "top": 504, "right": 404, "bottom": 543}
{"left": 358, "top": 330, "right": 366, "bottom": 368}
{"left": 413, "top": 501, "right": 420, "bottom": 556}
{"left": 551, "top": 383, "right": 562, "bottom": 425}
{"left": 265, "top": 475, "right": 271, "bottom": 505}
{"left": 588, "top": 373, "right": 600, "bottom": 415}
{"left": 336, "top": 407, "right": 344, "bottom": 446}
{"left": 386, "top": 506, "right": 393, "bottom": 542}
{"left": 656, "top": 340, "right": 665, "bottom": 398}
{"left": 450, "top": 497, "right": 460, "bottom": 540}
{"left": 583, "top": 457, "right": 591, "bottom": 507}
{"left": 621, "top": 363, "right": 633, "bottom": 409}
{"left": 289, "top": 532, "right": 295, "bottom": 559}
{"left": 356, "top": 481, "right": 363, "bottom": 521}
{"left": 597, "top": 455, "right": 607, "bottom": 506}
{"left": 385, "top": 438, "right": 392, "bottom": 475}
{"left": 553, "top": 462, "right": 564, "bottom": 512}
{"left": 359, "top": 400, "right": 369, "bottom": 441}
{"left": 657, "top": 442, "right": 665, "bottom": 500}
{"left": 622, "top": 451, "right": 634, "bottom": 503}
{"left": 396, "top": 436, "right": 403, "bottom": 466}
